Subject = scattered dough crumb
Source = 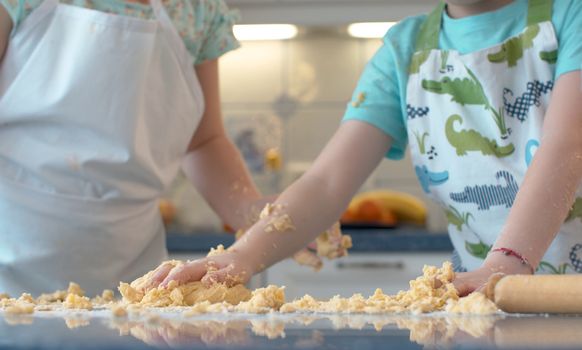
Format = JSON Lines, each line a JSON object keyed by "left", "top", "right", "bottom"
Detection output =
{"left": 445, "top": 292, "right": 498, "bottom": 314}
{"left": 235, "top": 285, "right": 286, "bottom": 314}
{"left": 207, "top": 244, "right": 227, "bottom": 257}
{"left": 281, "top": 262, "right": 461, "bottom": 314}
{"left": 63, "top": 294, "right": 93, "bottom": 310}
{"left": 0, "top": 293, "right": 10, "bottom": 301}
{"left": 292, "top": 250, "right": 323, "bottom": 271}
{"left": 67, "top": 282, "right": 85, "bottom": 297}
{"left": 18, "top": 293, "right": 36, "bottom": 305}
{"left": 351, "top": 92, "right": 366, "bottom": 108}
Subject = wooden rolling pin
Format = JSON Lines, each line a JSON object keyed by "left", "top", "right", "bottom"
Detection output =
{"left": 486, "top": 273, "right": 582, "bottom": 314}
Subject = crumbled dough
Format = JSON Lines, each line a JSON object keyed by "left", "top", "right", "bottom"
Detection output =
{"left": 101, "top": 289, "right": 115, "bottom": 301}
{"left": 258, "top": 203, "right": 295, "bottom": 233}
{"left": 445, "top": 292, "right": 498, "bottom": 314}
{"left": 63, "top": 294, "right": 93, "bottom": 310}
{"left": 0, "top": 293, "right": 9, "bottom": 301}
{"left": 315, "top": 223, "right": 352, "bottom": 259}
{"left": 234, "top": 285, "right": 286, "bottom": 314}
{"left": 292, "top": 250, "right": 323, "bottom": 271}
{"left": 207, "top": 244, "right": 227, "bottom": 257}
{"left": 92, "top": 289, "right": 115, "bottom": 304}
{"left": 36, "top": 282, "right": 84, "bottom": 305}
{"left": 268, "top": 214, "right": 295, "bottom": 233}
{"left": 67, "top": 282, "right": 85, "bottom": 296}
{"left": 118, "top": 260, "right": 252, "bottom": 307}
{"left": 281, "top": 262, "right": 466, "bottom": 314}
{"left": 0, "top": 261, "right": 496, "bottom": 318}
{"left": 259, "top": 203, "right": 281, "bottom": 219}
{"left": 351, "top": 92, "right": 366, "bottom": 108}
{"left": 17, "top": 293, "right": 35, "bottom": 304}
{"left": 292, "top": 222, "right": 352, "bottom": 270}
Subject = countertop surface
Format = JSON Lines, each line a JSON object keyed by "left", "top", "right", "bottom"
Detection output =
{"left": 166, "top": 227, "right": 454, "bottom": 253}
{"left": 1, "top": 310, "right": 581, "bottom": 350}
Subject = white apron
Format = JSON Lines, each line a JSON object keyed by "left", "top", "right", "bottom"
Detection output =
{"left": 0, "top": 0, "right": 204, "bottom": 295}
{"left": 406, "top": 0, "right": 582, "bottom": 273}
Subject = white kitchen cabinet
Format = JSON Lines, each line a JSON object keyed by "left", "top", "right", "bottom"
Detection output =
{"left": 264, "top": 253, "right": 451, "bottom": 301}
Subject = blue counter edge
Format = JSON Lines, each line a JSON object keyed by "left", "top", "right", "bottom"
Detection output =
{"left": 166, "top": 228, "right": 453, "bottom": 253}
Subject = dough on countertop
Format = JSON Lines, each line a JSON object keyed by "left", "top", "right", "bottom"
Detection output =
{"left": 64, "top": 294, "right": 93, "bottom": 310}
{"left": 445, "top": 292, "right": 498, "bottom": 314}
{"left": 280, "top": 262, "right": 497, "bottom": 315}
{"left": 1, "top": 260, "right": 497, "bottom": 316}
{"left": 118, "top": 260, "right": 252, "bottom": 307}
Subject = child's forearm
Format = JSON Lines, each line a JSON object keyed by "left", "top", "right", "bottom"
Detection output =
{"left": 229, "top": 121, "right": 393, "bottom": 271}
{"left": 487, "top": 72, "right": 582, "bottom": 270}
{"left": 0, "top": 6, "right": 11, "bottom": 62}
{"left": 489, "top": 137, "right": 582, "bottom": 269}
{"left": 182, "top": 134, "right": 263, "bottom": 230}
{"left": 230, "top": 173, "right": 352, "bottom": 270}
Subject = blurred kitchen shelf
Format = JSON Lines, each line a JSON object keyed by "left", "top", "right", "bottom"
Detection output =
{"left": 166, "top": 227, "right": 452, "bottom": 253}
{"left": 225, "top": 0, "right": 432, "bottom": 26}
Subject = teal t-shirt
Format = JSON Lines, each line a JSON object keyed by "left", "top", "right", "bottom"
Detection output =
{"left": 0, "top": 0, "right": 239, "bottom": 64}
{"left": 343, "top": 0, "right": 582, "bottom": 160}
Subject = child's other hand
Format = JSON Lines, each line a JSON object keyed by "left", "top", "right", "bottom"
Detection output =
{"left": 453, "top": 252, "right": 534, "bottom": 296}
{"left": 149, "top": 251, "right": 256, "bottom": 289}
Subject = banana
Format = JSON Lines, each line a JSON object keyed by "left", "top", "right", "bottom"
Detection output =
{"left": 348, "top": 190, "right": 427, "bottom": 225}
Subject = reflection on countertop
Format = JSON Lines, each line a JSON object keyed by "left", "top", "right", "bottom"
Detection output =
{"left": 166, "top": 228, "right": 453, "bottom": 253}
{"left": 2, "top": 310, "right": 582, "bottom": 349}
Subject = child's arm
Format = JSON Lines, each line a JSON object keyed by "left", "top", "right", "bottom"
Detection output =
{"left": 454, "top": 71, "right": 582, "bottom": 295}
{"left": 0, "top": 5, "right": 11, "bottom": 61}
{"left": 157, "top": 120, "right": 393, "bottom": 286}
{"left": 181, "top": 59, "right": 264, "bottom": 231}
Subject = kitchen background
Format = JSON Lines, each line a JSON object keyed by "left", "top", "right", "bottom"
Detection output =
{"left": 168, "top": 0, "right": 448, "bottom": 233}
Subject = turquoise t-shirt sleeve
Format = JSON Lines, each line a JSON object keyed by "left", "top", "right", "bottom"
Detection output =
{"left": 342, "top": 31, "right": 408, "bottom": 160}
{"left": 0, "top": 0, "right": 41, "bottom": 35}
{"left": 554, "top": 0, "right": 582, "bottom": 78}
{"left": 193, "top": 0, "right": 240, "bottom": 65}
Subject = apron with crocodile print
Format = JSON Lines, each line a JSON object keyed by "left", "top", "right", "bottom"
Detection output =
{"left": 406, "top": 0, "right": 582, "bottom": 273}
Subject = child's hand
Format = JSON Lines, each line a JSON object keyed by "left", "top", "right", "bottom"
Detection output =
{"left": 293, "top": 222, "right": 352, "bottom": 270}
{"left": 148, "top": 251, "right": 256, "bottom": 289}
{"left": 453, "top": 251, "right": 534, "bottom": 296}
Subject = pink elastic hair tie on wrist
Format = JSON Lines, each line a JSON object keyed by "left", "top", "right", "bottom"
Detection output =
{"left": 489, "top": 247, "right": 535, "bottom": 274}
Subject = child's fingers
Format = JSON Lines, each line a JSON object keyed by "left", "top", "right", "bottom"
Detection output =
{"left": 145, "top": 262, "right": 175, "bottom": 290}
{"left": 160, "top": 260, "right": 207, "bottom": 288}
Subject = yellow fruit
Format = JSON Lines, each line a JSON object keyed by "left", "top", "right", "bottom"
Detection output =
{"left": 348, "top": 190, "right": 427, "bottom": 226}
